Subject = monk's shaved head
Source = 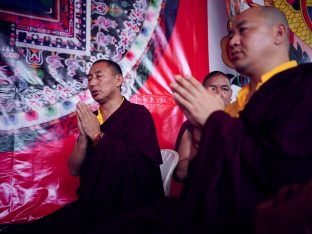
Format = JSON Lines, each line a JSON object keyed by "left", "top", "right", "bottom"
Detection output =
{"left": 246, "top": 6, "right": 290, "bottom": 47}
{"left": 229, "top": 6, "right": 291, "bottom": 79}
{"left": 258, "top": 7, "right": 289, "bottom": 30}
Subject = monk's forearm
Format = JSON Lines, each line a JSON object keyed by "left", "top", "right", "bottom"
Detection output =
{"left": 68, "top": 135, "right": 88, "bottom": 176}
{"left": 174, "top": 160, "right": 190, "bottom": 182}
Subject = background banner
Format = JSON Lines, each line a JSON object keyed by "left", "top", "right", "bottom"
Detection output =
{"left": 0, "top": 0, "right": 208, "bottom": 223}
{"left": 1, "top": 0, "right": 310, "bottom": 224}
{"left": 224, "top": 0, "right": 312, "bottom": 66}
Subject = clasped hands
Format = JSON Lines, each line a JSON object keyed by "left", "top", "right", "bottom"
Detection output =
{"left": 76, "top": 102, "right": 101, "bottom": 141}
{"left": 171, "top": 75, "right": 225, "bottom": 128}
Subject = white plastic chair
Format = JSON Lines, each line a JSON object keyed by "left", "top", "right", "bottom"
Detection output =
{"left": 160, "top": 149, "right": 179, "bottom": 196}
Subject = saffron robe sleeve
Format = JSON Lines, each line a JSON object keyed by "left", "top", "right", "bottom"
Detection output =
{"left": 77, "top": 99, "right": 164, "bottom": 220}
{"left": 179, "top": 63, "right": 312, "bottom": 233}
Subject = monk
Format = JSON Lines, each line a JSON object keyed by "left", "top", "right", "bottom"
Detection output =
{"left": 174, "top": 71, "right": 233, "bottom": 182}
{"left": 69, "top": 59, "right": 164, "bottom": 220}
{"left": 171, "top": 6, "right": 312, "bottom": 233}
{"left": 3, "top": 59, "right": 164, "bottom": 234}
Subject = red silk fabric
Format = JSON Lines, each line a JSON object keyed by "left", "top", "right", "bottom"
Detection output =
{"left": 0, "top": 1, "right": 208, "bottom": 223}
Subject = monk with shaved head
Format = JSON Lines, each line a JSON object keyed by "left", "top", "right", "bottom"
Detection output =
{"left": 170, "top": 6, "right": 312, "bottom": 233}
{"left": 2, "top": 60, "right": 164, "bottom": 234}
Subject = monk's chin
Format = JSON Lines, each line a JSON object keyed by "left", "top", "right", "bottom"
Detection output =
{"left": 232, "top": 63, "right": 248, "bottom": 76}
{"left": 96, "top": 98, "right": 109, "bottom": 105}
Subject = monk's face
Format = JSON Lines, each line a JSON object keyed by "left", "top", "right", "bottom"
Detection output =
{"left": 228, "top": 7, "right": 275, "bottom": 76}
{"left": 87, "top": 62, "right": 122, "bottom": 104}
{"left": 204, "top": 75, "right": 232, "bottom": 105}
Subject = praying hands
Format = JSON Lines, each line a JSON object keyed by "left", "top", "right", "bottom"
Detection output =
{"left": 171, "top": 74, "right": 225, "bottom": 127}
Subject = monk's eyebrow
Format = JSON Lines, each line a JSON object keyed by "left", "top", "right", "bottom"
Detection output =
{"left": 87, "top": 71, "right": 103, "bottom": 78}
{"left": 229, "top": 19, "right": 248, "bottom": 35}
{"left": 208, "top": 85, "right": 230, "bottom": 88}
{"left": 236, "top": 20, "right": 248, "bottom": 28}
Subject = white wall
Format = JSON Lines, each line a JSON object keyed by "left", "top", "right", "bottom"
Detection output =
{"left": 207, "top": 1, "right": 240, "bottom": 100}
{"left": 207, "top": 0, "right": 233, "bottom": 74}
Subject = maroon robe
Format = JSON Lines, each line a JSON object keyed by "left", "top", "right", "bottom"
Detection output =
{"left": 179, "top": 63, "right": 312, "bottom": 233}
{"left": 3, "top": 99, "right": 164, "bottom": 234}
{"left": 85, "top": 63, "right": 312, "bottom": 234}
{"left": 255, "top": 179, "right": 312, "bottom": 234}
{"left": 78, "top": 99, "right": 164, "bottom": 219}
{"left": 174, "top": 120, "right": 194, "bottom": 151}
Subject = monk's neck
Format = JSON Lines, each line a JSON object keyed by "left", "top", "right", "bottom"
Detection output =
{"left": 247, "top": 57, "right": 291, "bottom": 98}
{"left": 99, "top": 95, "right": 124, "bottom": 121}
{"left": 243, "top": 76, "right": 260, "bottom": 104}
{"left": 249, "top": 78, "right": 260, "bottom": 93}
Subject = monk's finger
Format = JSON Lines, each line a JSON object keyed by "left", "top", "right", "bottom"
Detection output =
{"left": 184, "top": 75, "right": 205, "bottom": 92}
{"left": 172, "top": 91, "right": 195, "bottom": 115}
{"left": 173, "top": 75, "right": 196, "bottom": 94}
{"left": 171, "top": 77, "right": 200, "bottom": 104}
{"left": 175, "top": 75, "right": 205, "bottom": 94}
{"left": 79, "top": 102, "right": 93, "bottom": 118}
{"left": 77, "top": 102, "right": 86, "bottom": 113}
{"left": 76, "top": 103, "right": 83, "bottom": 117}
{"left": 77, "top": 102, "right": 91, "bottom": 123}
{"left": 173, "top": 75, "right": 208, "bottom": 104}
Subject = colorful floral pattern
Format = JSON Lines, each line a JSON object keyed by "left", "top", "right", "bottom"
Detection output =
{"left": 0, "top": 0, "right": 179, "bottom": 152}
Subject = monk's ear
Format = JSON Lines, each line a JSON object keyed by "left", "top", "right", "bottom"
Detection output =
{"left": 273, "top": 24, "right": 287, "bottom": 45}
{"left": 115, "top": 74, "right": 123, "bottom": 87}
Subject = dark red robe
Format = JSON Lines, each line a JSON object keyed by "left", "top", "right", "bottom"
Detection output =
{"left": 255, "top": 179, "right": 312, "bottom": 234}
{"left": 3, "top": 99, "right": 164, "bottom": 234}
{"left": 77, "top": 99, "right": 164, "bottom": 220}
{"left": 174, "top": 120, "right": 194, "bottom": 151}
{"left": 86, "top": 63, "right": 312, "bottom": 234}
{"left": 179, "top": 63, "right": 312, "bottom": 233}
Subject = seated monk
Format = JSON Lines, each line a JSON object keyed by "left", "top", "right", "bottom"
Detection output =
{"left": 2, "top": 59, "right": 164, "bottom": 234}
{"left": 174, "top": 71, "right": 233, "bottom": 182}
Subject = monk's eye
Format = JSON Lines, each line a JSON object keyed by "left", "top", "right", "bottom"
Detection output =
{"left": 222, "top": 87, "right": 230, "bottom": 93}
{"left": 96, "top": 74, "right": 105, "bottom": 79}
{"left": 228, "top": 31, "right": 234, "bottom": 39}
{"left": 239, "top": 27, "right": 248, "bottom": 34}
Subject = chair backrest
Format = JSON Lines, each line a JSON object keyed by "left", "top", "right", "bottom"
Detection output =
{"left": 160, "top": 149, "right": 179, "bottom": 196}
